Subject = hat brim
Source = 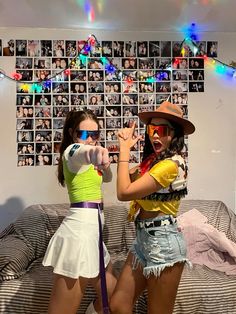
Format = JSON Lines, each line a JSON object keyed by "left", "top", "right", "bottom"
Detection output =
{"left": 138, "top": 111, "right": 195, "bottom": 135}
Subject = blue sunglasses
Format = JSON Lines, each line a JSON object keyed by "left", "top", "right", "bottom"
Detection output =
{"left": 76, "top": 130, "right": 100, "bottom": 140}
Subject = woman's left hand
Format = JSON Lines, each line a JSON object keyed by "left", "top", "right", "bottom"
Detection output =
{"left": 117, "top": 122, "right": 142, "bottom": 150}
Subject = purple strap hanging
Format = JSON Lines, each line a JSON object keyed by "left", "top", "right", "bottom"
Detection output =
{"left": 98, "top": 204, "right": 109, "bottom": 314}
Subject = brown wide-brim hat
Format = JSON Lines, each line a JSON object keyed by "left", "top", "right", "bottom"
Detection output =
{"left": 138, "top": 101, "right": 195, "bottom": 135}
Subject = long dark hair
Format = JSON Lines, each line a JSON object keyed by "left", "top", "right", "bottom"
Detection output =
{"left": 142, "top": 120, "right": 184, "bottom": 163}
{"left": 57, "top": 109, "right": 99, "bottom": 186}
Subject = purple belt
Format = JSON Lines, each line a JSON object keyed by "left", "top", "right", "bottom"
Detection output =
{"left": 70, "top": 201, "right": 103, "bottom": 211}
{"left": 70, "top": 201, "right": 109, "bottom": 313}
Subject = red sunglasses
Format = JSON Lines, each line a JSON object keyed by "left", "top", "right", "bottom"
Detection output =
{"left": 147, "top": 124, "right": 173, "bottom": 137}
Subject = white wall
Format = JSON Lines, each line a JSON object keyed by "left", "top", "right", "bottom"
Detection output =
{"left": 0, "top": 27, "right": 235, "bottom": 231}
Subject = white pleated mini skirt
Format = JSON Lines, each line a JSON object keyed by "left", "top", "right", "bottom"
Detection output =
{"left": 42, "top": 207, "right": 110, "bottom": 279}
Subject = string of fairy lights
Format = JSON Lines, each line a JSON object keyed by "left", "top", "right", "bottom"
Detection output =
{"left": 1, "top": 32, "right": 236, "bottom": 87}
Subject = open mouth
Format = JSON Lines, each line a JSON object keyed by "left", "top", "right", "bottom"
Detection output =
{"left": 153, "top": 141, "right": 162, "bottom": 151}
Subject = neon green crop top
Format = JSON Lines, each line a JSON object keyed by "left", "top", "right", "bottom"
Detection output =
{"left": 63, "top": 157, "right": 102, "bottom": 203}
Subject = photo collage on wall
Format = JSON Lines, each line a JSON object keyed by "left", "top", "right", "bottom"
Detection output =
{"left": 0, "top": 39, "right": 218, "bottom": 166}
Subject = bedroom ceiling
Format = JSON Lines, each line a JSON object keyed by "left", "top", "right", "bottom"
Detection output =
{"left": 0, "top": 0, "right": 235, "bottom": 33}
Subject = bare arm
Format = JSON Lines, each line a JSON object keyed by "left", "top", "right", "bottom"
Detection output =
{"left": 102, "top": 165, "right": 113, "bottom": 183}
{"left": 117, "top": 124, "right": 163, "bottom": 201}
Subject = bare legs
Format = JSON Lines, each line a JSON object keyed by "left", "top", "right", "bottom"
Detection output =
{"left": 110, "top": 252, "right": 184, "bottom": 314}
{"left": 48, "top": 262, "right": 117, "bottom": 314}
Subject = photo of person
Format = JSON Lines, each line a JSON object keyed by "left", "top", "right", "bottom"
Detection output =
{"left": 149, "top": 41, "right": 160, "bottom": 57}
{"left": 195, "top": 41, "right": 206, "bottom": 57}
{"left": 51, "top": 70, "right": 68, "bottom": 82}
{"left": 156, "top": 70, "right": 171, "bottom": 81}
{"left": 35, "top": 107, "right": 51, "bottom": 118}
{"left": 139, "top": 82, "right": 154, "bottom": 93}
{"left": 34, "top": 69, "right": 51, "bottom": 81}
{"left": 53, "top": 40, "right": 65, "bottom": 57}
{"left": 88, "top": 58, "right": 104, "bottom": 69}
{"left": 53, "top": 118, "right": 65, "bottom": 129}
{"left": 27, "top": 40, "right": 40, "bottom": 57}
{"left": 40, "top": 40, "right": 52, "bottom": 57}
{"left": 139, "top": 105, "right": 155, "bottom": 113}
{"left": 34, "top": 57, "right": 51, "bottom": 69}
{"left": 172, "top": 58, "right": 188, "bottom": 69}
{"left": 137, "top": 41, "right": 148, "bottom": 57}
{"left": 106, "top": 117, "right": 121, "bottom": 128}
{"left": 172, "top": 81, "right": 188, "bottom": 93}
{"left": 52, "top": 82, "right": 69, "bottom": 93}
{"left": 88, "top": 106, "right": 104, "bottom": 117}
{"left": 17, "top": 131, "right": 34, "bottom": 142}
{"left": 35, "top": 131, "right": 52, "bottom": 142}
{"left": 90, "top": 41, "right": 101, "bottom": 57}
{"left": 125, "top": 41, "right": 136, "bottom": 57}
{"left": 156, "top": 82, "right": 171, "bottom": 92}
{"left": 106, "top": 94, "right": 121, "bottom": 105}
{"left": 17, "top": 155, "right": 34, "bottom": 167}
{"left": 16, "top": 40, "right": 27, "bottom": 56}
{"left": 34, "top": 94, "right": 51, "bottom": 107}
{"left": 17, "top": 95, "right": 33, "bottom": 106}
{"left": 188, "top": 69, "right": 204, "bottom": 81}
{"left": 70, "top": 83, "right": 87, "bottom": 94}
{"left": 139, "top": 94, "right": 155, "bottom": 105}
{"left": 161, "top": 41, "right": 171, "bottom": 57}
{"left": 101, "top": 41, "right": 112, "bottom": 57}
{"left": 138, "top": 70, "right": 155, "bottom": 81}
{"left": 105, "top": 106, "right": 121, "bottom": 117}
{"left": 88, "top": 70, "right": 103, "bottom": 81}
{"left": 88, "top": 82, "right": 104, "bottom": 93}
{"left": 3, "top": 39, "right": 15, "bottom": 56}
{"left": 156, "top": 94, "right": 171, "bottom": 104}
{"left": 122, "top": 94, "right": 138, "bottom": 105}
{"left": 189, "top": 82, "right": 204, "bottom": 92}
{"left": 36, "top": 143, "right": 52, "bottom": 154}
{"left": 138, "top": 58, "right": 154, "bottom": 70}
{"left": 113, "top": 41, "right": 124, "bottom": 57}
{"left": 52, "top": 58, "right": 68, "bottom": 69}
{"left": 105, "top": 70, "right": 119, "bottom": 82}
{"left": 53, "top": 107, "right": 70, "bottom": 118}
{"left": 172, "top": 93, "right": 188, "bottom": 104}
{"left": 172, "top": 70, "right": 188, "bottom": 81}
{"left": 106, "top": 141, "right": 119, "bottom": 152}
{"left": 16, "top": 119, "right": 34, "bottom": 130}
{"left": 53, "top": 130, "right": 63, "bottom": 142}
{"left": 207, "top": 41, "right": 218, "bottom": 58}
{"left": 71, "top": 94, "right": 87, "bottom": 106}
{"left": 36, "top": 154, "right": 52, "bottom": 166}
{"left": 65, "top": 40, "right": 77, "bottom": 57}
{"left": 122, "top": 82, "right": 138, "bottom": 93}
{"left": 189, "top": 58, "right": 204, "bottom": 69}
{"left": 16, "top": 58, "right": 33, "bottom": 69}
{"left": 172, "top": 41, "right": 182, "bottom": 57}
{"left": 156, "top": 58, "right": 172, "bottom": 69}
{"left": 35, "top": 118, "right": 51, "bottom": 130}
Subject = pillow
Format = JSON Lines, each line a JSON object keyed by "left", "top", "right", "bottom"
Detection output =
{"left": 0, "top": 234, "right": 34, "bottom": 281}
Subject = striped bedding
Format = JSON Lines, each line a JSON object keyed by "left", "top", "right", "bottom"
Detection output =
{"left": 0, "top": 200, "right": 236, "bottom": 313}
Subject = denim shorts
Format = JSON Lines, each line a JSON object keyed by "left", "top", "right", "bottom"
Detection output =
{"left": 130, "top": 215, "right": 190, "bottom": 278}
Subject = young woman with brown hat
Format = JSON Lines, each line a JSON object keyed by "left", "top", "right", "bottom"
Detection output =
{"left": 110, "top": 101, "right": 195, "bottom": 314}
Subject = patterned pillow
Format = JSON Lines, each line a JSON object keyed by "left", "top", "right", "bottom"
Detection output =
{"left": 0, "top": 234, "right": 34, "bottom": 281}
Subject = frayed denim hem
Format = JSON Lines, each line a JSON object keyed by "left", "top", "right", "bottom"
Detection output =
{"left": 143, "top": 258, "right": 192, "bottom": 278}
{"left": 130, "top": 248, "right": 145, "bottom": 270}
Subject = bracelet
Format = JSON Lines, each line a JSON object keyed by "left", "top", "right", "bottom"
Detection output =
{"left": 118, "top": 160, "right": 129, "bottom": 162}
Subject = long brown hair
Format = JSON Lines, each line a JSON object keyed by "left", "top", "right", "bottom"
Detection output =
{"left": 57, "top": 109, "right": 99, "bottom": 186}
